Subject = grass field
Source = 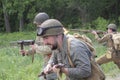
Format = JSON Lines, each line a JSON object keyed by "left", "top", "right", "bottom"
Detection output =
{"left": 0, "top": 32, "right": 120, "bottom": 80}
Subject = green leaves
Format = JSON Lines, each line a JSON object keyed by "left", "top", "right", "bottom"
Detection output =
{"left": 0, "top": 0, "right": 120, "bottom": 32}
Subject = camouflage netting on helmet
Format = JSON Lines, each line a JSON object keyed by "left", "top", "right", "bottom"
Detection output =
{"left": 107, "top": 23, "right": 117, "bottom": 31}
{"left": 33, "top": 12, "right": 49, "bottom": 24}
{"left": 39, "top": 19, "right": 64, "bottom": 37}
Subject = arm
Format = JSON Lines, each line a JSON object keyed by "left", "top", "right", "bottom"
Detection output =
{"left": 26, "top": 35, "right": 51, "bottom": 55}
{"left": 92, "top": 31, "right": 111, "bottom": 43}
{"left": 18, "top": 40, "right": 35, "bottom": 56}
{"left": 42, "top": 51, "right": 58, "bottom": 74}
{"left": 35, "top": 36, "right": 52, "bottom": 55}
{"left": 67, "top": 45, "right": 91, "bottom": 78}
{"left": 35, "top": 45, "right": 52, "bottom": 55}
{"left": 95, "top": 34, "right": 111, "bottom": 43}
{"left": 61, "top": 39, "right": 91, "bottom": 79}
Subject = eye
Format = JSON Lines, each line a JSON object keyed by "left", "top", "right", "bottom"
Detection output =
{"left": 43, "top": 36, "right": 49, "bottom": 40}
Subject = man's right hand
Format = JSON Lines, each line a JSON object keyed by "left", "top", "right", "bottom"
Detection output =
{"left": 19, "top": 50, "right": 27, "bottom": 56}
{"left": 91, "top": 30, "right": 97, "bottom": 35}
{"left": 43, "top": 64, "right": 53, "bottom": 74}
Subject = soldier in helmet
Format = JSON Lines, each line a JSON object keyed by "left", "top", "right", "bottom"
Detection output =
{"left": 36, "top": 19, "right": 98, "bottom": 80}
{"left": 20, "top": 12, "right": 57, "bottom": 80}
{"left": 33, "top": 12, "right": 49, "bottom": 25}
{"left": 92, "top": 23, "right": 120, "bottom": 68}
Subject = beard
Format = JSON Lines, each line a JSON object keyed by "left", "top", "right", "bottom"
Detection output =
{"left": 52, "top": 39, "right": 58, "bottom": 50}
{"left": 52, "top": 43, "right": 57, "bottom": 50}
{"left": 46, "top": 42, "right": 57, "bottom": 50}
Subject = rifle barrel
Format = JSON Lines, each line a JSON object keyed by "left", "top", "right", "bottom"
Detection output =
{"left": 70, "top": 29, "right": 105, "bottom": 34}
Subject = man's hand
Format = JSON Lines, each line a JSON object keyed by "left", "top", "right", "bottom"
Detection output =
{"left": 38, "top": 64, "right": 53, "bottom": 78}
{"left": 52, "top": 64, "right": 60, "bottom": 73}
{"left": 30, "top": 44, "right": 37, "bottom": 51}
{"left": 43, "top": 64, "right": 53, "bottom": 74}
{"left": 91, "top": 30, "right": 97, "bottom": 35}
{"left": 19, "top": 50, "right": 27, "bottom": 56}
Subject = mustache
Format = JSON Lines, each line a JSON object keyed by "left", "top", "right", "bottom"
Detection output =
{"left": 46, "top": 43, "right": 52, "bottom": 46}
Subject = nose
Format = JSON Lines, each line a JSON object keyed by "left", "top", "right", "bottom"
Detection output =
{"left": 43, "top": 38, "right": 47, "bottom": 45}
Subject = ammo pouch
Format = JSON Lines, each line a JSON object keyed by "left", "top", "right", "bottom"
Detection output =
{"left": 84, "top": 58, "right": 105, "bottom": 80}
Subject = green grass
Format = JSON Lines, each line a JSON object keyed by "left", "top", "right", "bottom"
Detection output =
{"left": 0, "top": 47, "right": 43, "bottom": 80}
{"left": 0, "top": 32, "right": 43, "bottom": 80}
{"left": 0, "top": 31, "right": 36, "bottom": 47}
{"left": 0, "top": 32, "right": 119, "bottom": 80}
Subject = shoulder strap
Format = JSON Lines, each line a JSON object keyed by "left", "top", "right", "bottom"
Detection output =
{"left": 67, "top": 38, "right": 74, "bottom": 67}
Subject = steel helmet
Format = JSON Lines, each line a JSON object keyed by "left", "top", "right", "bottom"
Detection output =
{"left": 33, "top": 12, "right": 49, "bottom": 25}
{"left": 37, "top": 19, "right": 64, "bottom": 37}
{"left": 107, "top": 23, "right": 117, "bottom": 31}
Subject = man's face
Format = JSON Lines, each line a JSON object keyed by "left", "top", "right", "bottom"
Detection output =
{"left": 107, "top": 28, "right": 113, "bottom": 33}
{"left": 43, "top": 36, "right": 57, "bottom": 50}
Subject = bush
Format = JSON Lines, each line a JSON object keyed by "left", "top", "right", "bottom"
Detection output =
{"left": 91, "top": 17, "right": 109, "bottom": 30}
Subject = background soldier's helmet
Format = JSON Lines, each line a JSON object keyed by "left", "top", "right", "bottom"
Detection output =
{"left": 37, "top": 19, "right": 64, "bottom": 37}
{"left": 107, "top": 23, "right": 117, "bottom": 31}
{"left": 33, "top": 12, "right": 49, "bottom": 24}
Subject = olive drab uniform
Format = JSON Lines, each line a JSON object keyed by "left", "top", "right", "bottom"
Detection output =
{"left": 94, "top": 32, "right": 120, "bottom": 68}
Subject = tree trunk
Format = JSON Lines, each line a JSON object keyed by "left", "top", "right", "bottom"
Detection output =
{"left": 3, "top": 4, "right": 11, "bottom": 33}
{"left": 19, "top": 16, "right": 24, "bottom": 32}
{"left": 78, "top": 6, "right": 88, "bottom": 27}
{"left": 115, "top": 0, "right": 119, "bottom": 26}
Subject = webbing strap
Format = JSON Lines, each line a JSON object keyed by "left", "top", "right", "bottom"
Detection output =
{"left": 56, "top": 69, "right": 62, "bottom": 80}
{"left": 67, "top": 39, "right": 74, "bottom": 67}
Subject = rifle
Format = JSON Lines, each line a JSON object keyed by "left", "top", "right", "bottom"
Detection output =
{"left": 70, "top": 29, "right": 106, "bottom": 34}
{"left": 10, "top": 40, "right": 35, "bottom": 62}
{"left": 17, "top": 40, "right": 35, "bottom": 55}
{"left": 38, "top": 63, "right": 64, "bottom": 79}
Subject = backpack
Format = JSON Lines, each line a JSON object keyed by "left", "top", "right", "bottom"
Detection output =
{"left": 73, "top": 33, "right": 96, "bottom": 57}
{"left": 73, "top": 33, "right": 92, "bottom": 45}
{"left": 112, "top": 33, "right": 120, "bottom": 50}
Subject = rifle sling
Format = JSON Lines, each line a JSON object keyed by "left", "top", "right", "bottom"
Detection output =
{"left": 67, "top": 38, "right": 74, "bottom": 67}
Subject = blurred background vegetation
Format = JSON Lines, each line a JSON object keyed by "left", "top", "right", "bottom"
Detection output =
{"left": 0, "top": 0, "right": 120, "bottom": 80}
{"left": 0, "top": 0, "right": 120, "bottom": 32}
